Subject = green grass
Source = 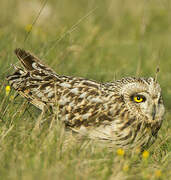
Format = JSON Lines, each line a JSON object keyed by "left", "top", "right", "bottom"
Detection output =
{"left": 0, "top": 0, "right": 171, "bottom": 179}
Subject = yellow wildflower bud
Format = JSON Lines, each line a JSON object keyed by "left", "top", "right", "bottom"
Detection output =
{"left": 10, "top": 95, "right": 14, "bottom": 101}
{"left": 123, "top": 164, "right": 129, "bottom": 172}
{"left": 5, "top": 85, "right": 11, "bottom": 96}
{"left": 25, "top": 24, "right": 32, "bottom": 32}
{"left": 117, "top": 148, "right": 125, "bottom": 156}
{"left": 155, "top": 170, "right": 162, "bottom": 178}
{"left": 142, "top": 150, "right": 149, "bottom": 159}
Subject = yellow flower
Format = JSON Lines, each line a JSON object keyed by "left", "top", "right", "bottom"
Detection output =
{"left": 142, "top": 150, "right": 149, "bottom": 159}
{"left": 10, "top": 95, "right": 14, "bottom": 101}
{"left": 155, "top": 170, "right": 162, "bottom": 178}
{"left": 25, "top": 24, "right": 32, "bottom": 32}
{"left": 5, "top": 85, "right": 11, "bottom": 96}
{"left": 117, "top": 148, "right": 125, "bottom": 156}
{"left": 123, "top": 164, "right": 129, "bottom": 172}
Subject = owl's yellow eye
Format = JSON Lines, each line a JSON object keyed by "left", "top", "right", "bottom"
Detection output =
{"left": 134, "top": 96, "right": 143, "bottom": 103}
{"left": 132, "top": 95, "right": 146, "bottom": 103}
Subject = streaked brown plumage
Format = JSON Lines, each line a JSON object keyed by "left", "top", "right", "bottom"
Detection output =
{"left": 6, "top": 48, "right": 165, "bottom": 150}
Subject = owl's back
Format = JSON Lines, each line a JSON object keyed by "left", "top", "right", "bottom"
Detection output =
{"left": 7, "top": 49, "right": 124, "bottom": 127}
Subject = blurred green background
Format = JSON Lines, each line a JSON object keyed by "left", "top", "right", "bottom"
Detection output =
{"left": 0, "top": 0, "right": 170, "bottom": 179}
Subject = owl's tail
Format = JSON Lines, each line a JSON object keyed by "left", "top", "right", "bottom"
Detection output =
{"left": 6, "top": 48, "right": 57, "bottom": 110}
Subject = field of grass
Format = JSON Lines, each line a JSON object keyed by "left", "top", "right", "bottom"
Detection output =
{"left": 0, "top": 0, "right": 171, "bottom": 179}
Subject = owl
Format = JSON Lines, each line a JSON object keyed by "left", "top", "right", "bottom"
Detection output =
{"left": 6, "top": 48, "right": 165, "bottom": 150}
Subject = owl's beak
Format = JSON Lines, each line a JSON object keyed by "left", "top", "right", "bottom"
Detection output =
{"left": 152, "top": 104, "right": 156, "bottom": 120}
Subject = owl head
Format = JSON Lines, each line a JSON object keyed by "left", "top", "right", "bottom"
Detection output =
{"left": 115, "top": 77, "right": 165, "bottom": 123}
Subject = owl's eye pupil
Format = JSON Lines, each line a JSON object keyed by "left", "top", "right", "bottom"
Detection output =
{"left": 137, "top": 96, "right": 140, "bottom": 100}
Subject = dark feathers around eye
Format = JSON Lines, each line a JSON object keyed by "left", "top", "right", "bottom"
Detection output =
{"left": 130, "top": 94, "right": 146, "bottom": 103}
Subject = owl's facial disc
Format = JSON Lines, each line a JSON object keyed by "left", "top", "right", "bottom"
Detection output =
{"left": 130, "top": 92, "right": 164, "bottom": 122}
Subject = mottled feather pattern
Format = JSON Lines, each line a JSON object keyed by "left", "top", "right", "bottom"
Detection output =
{"left": 6, "top": 48, "right": 165, "bottom": 150}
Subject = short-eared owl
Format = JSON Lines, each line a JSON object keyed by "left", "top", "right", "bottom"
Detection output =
{"left": 7, "top": 49, "right": 165, "bottom": 150}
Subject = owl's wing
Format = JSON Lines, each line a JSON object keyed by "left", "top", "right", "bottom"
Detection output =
{"left": 7, "top": 49, "right": 123, "bottom": 127}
